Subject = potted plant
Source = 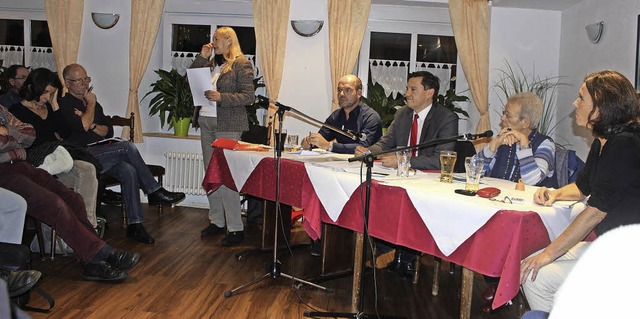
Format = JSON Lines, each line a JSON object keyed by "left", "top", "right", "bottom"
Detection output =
{"left": 361, "top": 81, "right": 404, "bottom": 130}
{"left": 436, "top": 84, "right": 470, "bottom": 118}
{"left": 143, "top": 68, "right": 194, "bottom": 136}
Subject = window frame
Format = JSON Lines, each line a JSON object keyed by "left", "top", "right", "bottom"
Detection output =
{"left": 0, "top": 10, "right": 47, "bottom": 67}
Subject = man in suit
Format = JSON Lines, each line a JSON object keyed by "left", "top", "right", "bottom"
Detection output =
{"left": 355, "top": 70, "right": 458, "bottom": 277}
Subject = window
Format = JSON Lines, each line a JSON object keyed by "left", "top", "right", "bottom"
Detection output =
{"left": 0, "top": 18, "right": 55, "bottom": 71}
{"left": 365, "top": 31, "right": 457, "bottom": 98}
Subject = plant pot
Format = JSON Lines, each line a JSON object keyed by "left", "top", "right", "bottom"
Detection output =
{"left": 173, "top": 117, "right": 191, "bottom": 136}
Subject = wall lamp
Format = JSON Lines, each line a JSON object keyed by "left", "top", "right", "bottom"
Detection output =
{"left": 91, "top": 12, "right": 120, "bottom": 29}
{"left": 291, "top": 20, "right": 324, "bottom": 37}
{"left": 585, "top": 21, "right": 604, "bottom": 44}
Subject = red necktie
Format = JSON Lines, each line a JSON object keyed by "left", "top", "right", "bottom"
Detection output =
{"left": 410, "top": 114, "right": 419, "bottom": 156}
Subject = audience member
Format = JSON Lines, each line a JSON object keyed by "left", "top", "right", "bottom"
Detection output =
{"left": 0, "top": 188, "right": 26, "bottom": 244}
{"left": 0, "top": 65, "right": 28, "bottom": 107}
{"left": 521, "top": 70, "right": 640, "bottom": 312}
{"left": 0, "top": 277, "right": 32, "bottom": 319}
{"left": 355, "top": 71, "right": 458, "bottom": 278}
{"left": 10, "top": 68, "right": 100, "bottom": 228}
{"left": 477, "top": 92, "right": 556, "bottom": 187}
{"left": 301, "top": 74, "right": 382, "bottom": 154}
{"left": 57, "top": 63, "right": 185, "bottom": 244}
{"left": 0, "top": 104, "right": 139, "bottom": 281}
{"left": 189, "top": 26, "right": 254, "bottom": 246}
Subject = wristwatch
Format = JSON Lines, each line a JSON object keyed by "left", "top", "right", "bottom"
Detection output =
{"left": 89, "top": 123, "right": 97, "bottom": 131}
{"left": 328, "top": 142, "right": 334, "bottom": 152}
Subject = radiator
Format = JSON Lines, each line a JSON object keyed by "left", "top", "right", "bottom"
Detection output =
{"left": 164, "top": 152, "right": 207, "bottom": 195}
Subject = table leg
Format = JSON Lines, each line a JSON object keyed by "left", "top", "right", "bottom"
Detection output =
{"left": 351, "top": 232, "right": 364, "bottom": 313}
{"left": 460, "top": 266, "right": 474, "bottom": 319}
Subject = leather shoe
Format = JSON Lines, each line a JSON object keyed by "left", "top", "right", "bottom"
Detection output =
{"left": 0, "top": 268, "right": 42, "bottom": 297}
{"left": 482, "top": 284, "right": 497, "bottom": 301}
{"left": 222, "top": 231, "right": 244, "bottom": 246}
{"left": 148, "top": 188, "right": 185, "bottom": 205}
{"left": 106, "top": 248, "right": 140, "bottom": 269}
{"left": 127, "top": 223, "right": 155, "bottom": 244}
{"left": 82, "top": 262, "right": 128, "bottom": 281}
{"left": 398, "top": 261, "right": 415, "bottom": 279}
{"left": 201, "top": 224, "right": 225, "bottom": 237}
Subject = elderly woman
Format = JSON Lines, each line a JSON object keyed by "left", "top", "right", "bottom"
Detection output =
{"left": 477, "top": 92, "right": 556, "bottom": 187}
{"left": 520, "top": 70, "right": 640, "bottom": 312}
{"left": 189, "top": 26, "right": 255, "bottom": 246}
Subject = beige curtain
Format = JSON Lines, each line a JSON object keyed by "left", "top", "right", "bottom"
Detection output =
{"left": 449, "top": 0, "right": 490, "bottom": 147}
{"left": 253, "top": 0, "right": 290, "bottom": 141}
{"left": 127, "top": 0, "right": 165, "bottom": 142}
{"left": 44, "top": 0, "right": 84, "bottom": 89}
{"left": 328, "top": 0, "right": 371, "bottom": 111}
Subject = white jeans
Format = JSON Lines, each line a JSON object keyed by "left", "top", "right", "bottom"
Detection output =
{"left": 57, "top": 160, "right": 98, "bottom": 228}
{"left": 522, "top": 241, "right": 591, "bottom": 312}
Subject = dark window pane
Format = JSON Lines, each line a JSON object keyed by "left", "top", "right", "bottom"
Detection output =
{"left": 416, "top": 35, "right": 457, "bottom": 64}
{"left": 222, "top": 26, "right": 255, "bottom": 55}
{"left": 369, "top": 32, "right": 410, "bottom": 61}
{"left": 0, "top": 19, "right": 24, "bottom": 46}
{"left": 172, "top": 24, "right": 211, "bottom": 52}
{"left": 31, "top": 20, "right": 52, "bottom": 47}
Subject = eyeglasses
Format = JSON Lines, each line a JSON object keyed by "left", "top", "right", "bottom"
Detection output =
{"left": 66, "top": 77, "right": 92, "bottom": 84}
{"left": 501, "top": 111, "right": 521, "bottom": 120}
{"left": 11, "top": 77, "right": 27, "bottom": 80}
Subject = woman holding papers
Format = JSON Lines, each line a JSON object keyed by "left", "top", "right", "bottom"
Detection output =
{"left": 189, "top": 26, "right": 255, "bottom": 246}
{"left": 520, "top": 70, "right": 640, "bottom": 313}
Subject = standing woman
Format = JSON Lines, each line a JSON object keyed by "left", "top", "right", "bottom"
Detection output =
{"left": 520, "top": 70, "right": 640, "bottom": 313}
{"left": 190, "top": 26, "right": 255, "bottom": 245}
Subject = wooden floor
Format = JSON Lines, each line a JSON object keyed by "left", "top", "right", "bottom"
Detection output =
{"left": 27, "top": 204, "right": 526, "bottom": 319}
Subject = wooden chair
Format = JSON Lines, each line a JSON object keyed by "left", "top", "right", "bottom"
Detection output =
{"left": 97, "top": 112, "right": 166, "bottom": 227}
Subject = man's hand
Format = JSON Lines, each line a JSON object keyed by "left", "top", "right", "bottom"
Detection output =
{"left": 301, "top": 136, "right": 311, "bottom": 150}
{"left": 307, "top": 133, "right": 330, "bottom": 150}
{"left": 84, "top": 91, "right": 97, "bottom": 107}
{"left": 533, "top": 187, "right": 557, "bottom": 206}
{"left": 379, "top": 153, "right": 398, "bottom": 168}
{"left": 354, "top": 145, "right": 369, "bottom": 156}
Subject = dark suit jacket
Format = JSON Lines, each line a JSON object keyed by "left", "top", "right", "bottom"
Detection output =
{"left": 368, "top": 103, "right": 458, "bottom": 170}
{"left": 190, "top": 54, "right": 255, "bottom": 132}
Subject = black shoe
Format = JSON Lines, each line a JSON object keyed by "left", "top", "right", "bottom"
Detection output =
{"left": 201, "top": 224, "right": 225, "bottom": 237}
{"left": 0, "top": 268, "right": 42, "bottom": 297}
{"left": 127, "top": 223, "right": 155, "bottom": 244}
{"left": 106, "top": 248, "right": 140, "bottom": 269}
{"left": 385, "top": 250, "right": 402, "bottom": 273}
{"left": 310, "top": 240, "right": 322, "bottom": 257}
{"left": 101, "top": 189, "right": 123, "bottom": 206}
{"left": 148, "top": 188, "right": 186, "bottom": 206}
{"left": 82, "top": 262, "right": 128, "bottom": 281}
{"left": 398, "top": 261, "right": 415, "bottom": 279}
{"left": 222, "top": 231, "right": 244, "bottom": 246}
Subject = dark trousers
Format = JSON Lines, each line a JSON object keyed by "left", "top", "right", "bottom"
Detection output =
{"left": 0, "top": 162, "right": 105, "bottom": 262}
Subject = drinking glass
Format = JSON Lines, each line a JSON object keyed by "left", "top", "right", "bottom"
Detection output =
{"left": 464, "top": 156, "right": 484, "bottom": 191}
{"left": 274, "top": 129, "right": 287, "bottom": 152}
{"left": 395, "top": 149, "right": 412, "bottom": 177}
{"left": 439, "top": 150, "right": 457, "bottom": 183}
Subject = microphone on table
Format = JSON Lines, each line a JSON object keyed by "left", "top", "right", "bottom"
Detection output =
{"left": 347, "top": 130, "right": 367, "bottom": 142}
{"left": 462, "top": 130, "right": 493, "bottom": 141}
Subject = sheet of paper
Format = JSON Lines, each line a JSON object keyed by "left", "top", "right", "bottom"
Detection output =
{"left": 186, "top": 67, "right": 216, "bottom": 109}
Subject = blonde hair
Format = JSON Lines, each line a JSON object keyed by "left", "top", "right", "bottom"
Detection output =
{"left": 216, "top": 26, "right": 244, "bottom": 74}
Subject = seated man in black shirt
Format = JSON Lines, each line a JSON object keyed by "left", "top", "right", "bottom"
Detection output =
{"left": 57, "top": 63, "right": 185, "bottom": 244}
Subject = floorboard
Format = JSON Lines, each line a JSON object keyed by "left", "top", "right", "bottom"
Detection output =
{"left": 26, "top": 204, "right": 526, "bottom": 319}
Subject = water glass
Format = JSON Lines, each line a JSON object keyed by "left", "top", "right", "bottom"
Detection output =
{"left": 439, "top": 150, "right": 457, "bottom": 183}
{"left": 464, "top": 156, "right": 484, "bottom": 191}
{"left": 395, "top": 150, "right": 412, "bottom": 177}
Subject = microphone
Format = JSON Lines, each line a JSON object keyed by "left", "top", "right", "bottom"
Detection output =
{"left": 347, "top": 130, "right": 367, "bottom": 142}
{"left": 463, "top": 130, "right": 493, "bottom": 140}
{"left": 255, "top": 95, "right": 271, "bottom": 109}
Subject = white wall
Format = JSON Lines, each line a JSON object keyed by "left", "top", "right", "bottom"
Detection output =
{"left": 557, "top": 0, "right": 640, "bottom": 159}
{"left": 485, "top": 7, "right": 562, "bottom": 143}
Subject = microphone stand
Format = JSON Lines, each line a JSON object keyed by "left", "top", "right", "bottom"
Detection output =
{"left": 305, "top": 133, "right": 474, "bottom": 319}
{"left": 224, "top": 102, "right": 331, "bottom": 298}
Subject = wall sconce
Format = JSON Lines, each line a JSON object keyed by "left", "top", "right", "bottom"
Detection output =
{"left": 91, "top": 12, "right": 120, "bottom": 29}
{"left": 291, "top": 20, "right": 324, "bottom": 37}
{"left": 585, "top": 21, "right": 604, "bottom": 44}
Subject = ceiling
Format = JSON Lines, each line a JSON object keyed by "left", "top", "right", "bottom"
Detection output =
{"left": 372, "top": 0, "right": 586, "bottom": 11}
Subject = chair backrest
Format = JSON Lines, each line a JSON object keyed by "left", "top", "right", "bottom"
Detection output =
{"left": 453, "top": 140, "right": 477, "bottom": 173}
{"left": 106, "top": 112, "right": 135, "bottom": 141}
{"left": 554, "top": 147, "right": 585, "bottom": 187}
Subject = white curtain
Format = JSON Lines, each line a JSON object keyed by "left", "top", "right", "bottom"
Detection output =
{"left": 415, "top": 62, "right": 452, "bottom": 92}
{"left": 29, "top": 48, "right": 57, "bottom": 71}
{"left": 0, "top": 46, "right": 24, "bottom": 67}
{"left": 368, "top": 60, "right": 408, "bottom": 97}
